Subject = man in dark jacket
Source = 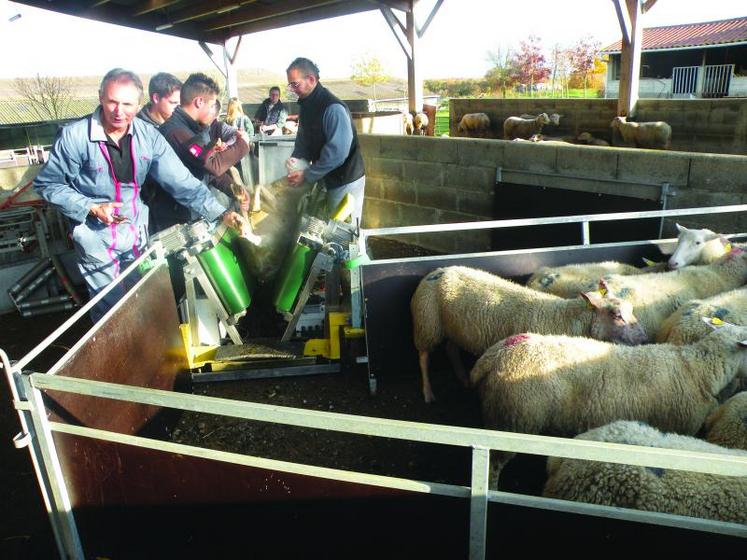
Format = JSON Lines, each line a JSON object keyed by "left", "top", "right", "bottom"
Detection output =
{"left": 155, "top": 73, "right": 252, "bottom": 233}
{"left": 137, "top": 72, "right": 181, "bottom": 127}
{"left": 253, "top": 86, "right": 288, "bottom": 135}
{"left": 285, "top": 58, "right": 365, "bottom": 225}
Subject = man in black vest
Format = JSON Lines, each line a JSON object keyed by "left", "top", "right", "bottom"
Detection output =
{"left": 285, "top": 58, "right": 365, "bottom": 225}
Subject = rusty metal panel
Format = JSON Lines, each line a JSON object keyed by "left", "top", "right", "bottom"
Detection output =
{"left": 45, "top": 266, "right": 187, "bottom": 434}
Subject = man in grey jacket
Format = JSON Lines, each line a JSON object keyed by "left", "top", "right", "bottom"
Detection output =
{"left": 34, "top": 68, "right": 244, "bottom": 322}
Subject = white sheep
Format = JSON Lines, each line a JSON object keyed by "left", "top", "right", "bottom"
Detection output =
{"left": 667, "top": 223, "right": 729, "bottom": 270}
{"left": 704, "top": 391, "right": 747, "bottom": 450}
{"left": 457, "top": 113, "right": 491, "bottom": 137}
{"left": 610, "top": 116, "right": 672, "bottom": 150}
{"left": 470, "top": 319, "right": 747, "bottom": 442}
{"left": 656, "top": 287, "right": 747, "bottom": 344}
{"left": 543, "top": 420, "right": 747, "bottom": 524}
{"left": 526, "top": 225, "right": 731, "bottom": 299}
{"left": 519, "top": 112, "right": 561, "bottom": 126}
{"left": 599, "top": 248, "right": 747, "bottom": 339}
{"left": 414, "top": 112, "right": 429, "bottom": 136}
{"left": 503, "top": 113, "right": 551, "bottom": 140}
{"left": 575, "top": 131, "right": 609, "bottom": 146}
{"left": 526, "top": 261, "right": 646, "bottom": 298}
{"left": 411, "top": 266, "right": 648, "bottom": 403}
{"left": 403, "top": 112, "right": 414, "bottom": 135}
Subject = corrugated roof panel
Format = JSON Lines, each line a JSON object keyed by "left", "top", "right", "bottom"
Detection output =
{"left": 602, "top": 16, "right": 747, "bottom": 53}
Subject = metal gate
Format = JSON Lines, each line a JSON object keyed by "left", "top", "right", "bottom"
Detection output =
{"left": 702, "top": 64, "right": 734, "bottom": 98}
{"left": 671, "top": 65, "right": 698, "bottom": 97}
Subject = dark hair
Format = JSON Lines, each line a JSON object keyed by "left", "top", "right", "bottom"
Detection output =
{"left": 180, "top": 72, "right": 221, "bottom": 105}
{"left": 149, "top": 72, "right": 182, "bottom": 99}
{"left": 269, "top": 86, "right": 281, "bottom": 95}
{"left": 99, "top": 68, "right": 144, "bottom": 102}
{"left": 286, "top": 57, "right": 319, "bottom": 80}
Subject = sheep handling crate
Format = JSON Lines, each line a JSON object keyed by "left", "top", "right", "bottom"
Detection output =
{"left": 3, "top": 205, "right": 747, "bottom": 560}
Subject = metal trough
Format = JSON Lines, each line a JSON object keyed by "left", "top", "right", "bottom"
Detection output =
{"left": 4, "top": 206, "right": 747, "bottom": 559}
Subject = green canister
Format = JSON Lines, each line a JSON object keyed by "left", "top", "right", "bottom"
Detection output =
{"left": 196, "top": 227, "right": 252, "bottom": 315}
{"left": 273, "top": 243, "right": 314, "bottom": 313}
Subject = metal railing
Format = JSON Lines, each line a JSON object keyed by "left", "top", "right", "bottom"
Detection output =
{"left": 672, "top": 65, "right": 698, "bottom": 96}
{"left": 671, "top": 64, "right": 735, "bottom": 98}
{"left": 703, "top": 64, "right": 734, "bottom": 98}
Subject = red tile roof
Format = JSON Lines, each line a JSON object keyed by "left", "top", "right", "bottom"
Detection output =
{"left": 602, "top": 16, "right": 747, "bottom": 53}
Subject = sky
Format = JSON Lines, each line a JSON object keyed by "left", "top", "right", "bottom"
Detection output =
{"left": 0, "top": 0, "right": 745, "bottom": 81}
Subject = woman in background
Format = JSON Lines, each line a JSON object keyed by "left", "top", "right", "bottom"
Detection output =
{"left": 224, "top": 97, "right": 254, "bottom": 136}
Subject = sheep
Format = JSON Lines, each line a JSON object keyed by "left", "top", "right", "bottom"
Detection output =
{"left": 599, "top": 248, "right": 747, "bottom": 339}
{"left": 413, "top": 112, "right": 429, "bottom": 136}
{"left": 543, "top": 420, "right": 747, "bottom": 524}
{"left": 519, "top": 112, "right": 562, "bottom": 126}
{"left": 457, "top": 112, "right": 491, "bottom": 137}
{"left": 526, "top": 261, "right": 646, "bottom": 298}
{"left": 503, "top": 113, "right": 551, "bottom": 140}
{"left": 610, "top": 116, "right": 672, "bottom": 150}
{"left": 403, "top": 112, "right": 414, "bottom": 135}
{"left": 526, "top": 225, "right": 731, "bottom": 299}
{"left": 656, "top": 287, "right": 747, "bottom": 344}
{"left": 704, "top": 392, "right": 747, "bottom": 450}
{"left": 575, "top": 131, "right": 609, "bottom": 146}
{"left": 667, "top": 223, "right": 730, "bottom": 270}
{"left": 411, "top": 266, "right": 647, "bottom": 403}
{"left": 471, "top": 319, "right": 747, "bottom": 447}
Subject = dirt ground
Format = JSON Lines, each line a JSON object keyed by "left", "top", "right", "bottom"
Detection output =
{"left": 3, "top": 237, "right": 542, "bottom": 559}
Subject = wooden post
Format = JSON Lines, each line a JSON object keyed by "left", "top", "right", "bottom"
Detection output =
{"left": 616, "top": 0, "right": 643, "bottom": 117}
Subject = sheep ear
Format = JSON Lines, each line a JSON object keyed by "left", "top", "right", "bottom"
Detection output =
{"left": 598, "top": 278, "right": 610, "bottom": 295}
{"left": 738, "top": 340, "right": 747, "bottom": 348}
{"left": 675, "top": 223, "right": 684, "bottom": 233}
{"left": 580, "top": 290, "right": 602, "bottom": 309}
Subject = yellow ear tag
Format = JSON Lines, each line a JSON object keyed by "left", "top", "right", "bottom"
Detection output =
{"left": 598, "top": 288, "right": 607, "bottom": 296}
{"left": 724, "top": 242, "right": 732, "bottom": 252}
{"left": 642, "top": 257, "right": 655, "bottom": 266}
{"left": 711, "top": 317, "right": 724, "bottom": 326}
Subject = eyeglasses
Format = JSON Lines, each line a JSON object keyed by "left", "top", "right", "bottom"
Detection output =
{"left": 287, "top": 78, "right": 306, "bottom": 90}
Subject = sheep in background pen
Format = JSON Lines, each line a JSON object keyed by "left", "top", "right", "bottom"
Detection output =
{"left": 470, "top": 319, "right": 747, "bottom": 443}
{"left": 610, "top": 116, "right": 672, "bottom": 150}
{"left": 503, "top": 113, "right": 551, "bottom": 140}
{"left": 598, "top": 248, "right": 747, "bottom": 339}
{"left": 519, "top": 112, "right": 561, "bottom": 126}
{"left": 403, "top": 112, "right": 414, "bottom": 135}
{"left": 411, "top": 266, "right": 647, "bottom": 403}
{"left": 457, "top": 112, "right": 491, "bottom": 138}
{"left": 413, "top": 112, "right": 429, "bottom": 135}
{"left": 543, "top": 420, "right": 747, "bottom": 524}
{"left": 704, "top": 392, "right": 747, "bottom": 450}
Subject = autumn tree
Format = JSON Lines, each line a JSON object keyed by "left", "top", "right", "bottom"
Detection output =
{"left": 568, "top": 36, "right": 602, "bottom": 97}
{"left": 548, "top": 43, "right": 572, "bottom": 97}
{"left": 483, "top": 46, "right": 516, "bottom": 98}
{"left": 13, "top": 74, "right": 77, "bottom": 121}
{"left": 512, "top": 36, "right": 551, "bottom": 96}
{"left": 351, "top": 54, "right": 389, "bottom": 103}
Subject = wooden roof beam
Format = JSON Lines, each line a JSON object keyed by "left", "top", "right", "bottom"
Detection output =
{"left": 132, "top": 0, "right": 183, "bottom": 17}
{"left": 205, "top": 0, "right": 346, "bottom": 33}
{"left": 161, "top": 0, "right": 258, "bottom": 26}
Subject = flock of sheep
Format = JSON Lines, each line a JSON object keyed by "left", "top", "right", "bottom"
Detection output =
{"left": 455, "top": 111, "right": 673, "bottom": 150}
{"left": 409, "top": 224, "right": 747, "bottom": 524}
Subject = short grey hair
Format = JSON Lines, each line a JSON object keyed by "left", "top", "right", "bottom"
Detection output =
{"left": 99, "top": 68, "right": 144, "bottom": 102}
{"left": 286, "top": 57, "right": 320, "bottom": 80}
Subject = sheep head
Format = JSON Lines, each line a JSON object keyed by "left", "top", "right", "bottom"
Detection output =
{"left": 537, "top": 113, "right": 551, "bottom": 125}
{"left": 667, "top": 223, "right": 723, "bottom": 270}
{"left": 581, "top": 289, "right": 648, "bottom": 345}
{"left": 610, "top": 116, "right": 626, "bottom": 129}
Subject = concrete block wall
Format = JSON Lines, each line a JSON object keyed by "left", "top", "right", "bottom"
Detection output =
{"left": 359, "top": 133, "right": 747, "bottom": 253}
{"left": 450, "top": 98, "right": 747, "bottom": 155}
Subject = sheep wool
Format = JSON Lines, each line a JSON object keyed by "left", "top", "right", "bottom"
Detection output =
{"left": 543, "top": 420, "right": 747, "bottom": 524}
{"left": 704, "top": 391, "right": 747, "bottom": 451}
{"left": 601, "top": 248, "right": 747, "bottom": 339}
{"left": 503, "top": 113, "right": 551, "bottom": 140}
{"left": 470, "top": 321, "right": 747, "bottom": 437}
{"left": 457, "top": 113, "right": 491, "bottom": 137}
{"left": 411, "top": 266, "right": 647, "bottom": 402}
{"left": 526, "top": 261, "right": 645, "bottom": 298}
{"left": 611, "top": 116, "right": 672, "bottom": 150}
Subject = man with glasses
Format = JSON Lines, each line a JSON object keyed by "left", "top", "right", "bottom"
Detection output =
{"left": 285, "top": 58, "right": 365, "bottom": 225}
{"left": 157, "top": 72, "right": 252, "bottom": 233}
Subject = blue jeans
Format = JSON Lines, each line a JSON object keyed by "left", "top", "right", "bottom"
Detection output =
{"left": 326, "top": 175, "right": 365, "bottom": 226}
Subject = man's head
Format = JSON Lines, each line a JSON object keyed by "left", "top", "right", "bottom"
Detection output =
{"left": 269, "top": 86, "right": 281, "bottom": 104}
{"left": 180, "top": 73, "right": 221, "bottom": 126}
{"left": 148, "top": 72, "right": 182, "bottom": 121}
{"left": 98, "top": 68, "right": 144, "bottom": 135}
{"left": 286, "top": 58, "right": 319, "bottom": 100}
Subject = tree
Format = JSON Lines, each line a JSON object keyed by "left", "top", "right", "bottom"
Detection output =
{"left": 548, "top": 43, "right": 572, "bottom": 98}
{"left": 512, "top": 36, "right": 551, "bottom": 97}
{"left": 568, "top": 36, "right": 602, "bottom": 97}
{"left": 483, "top": 46, "right": 516, "bottom": 98}
{"left": 351, "top": 55, "right": 389, "bottom": 103}
{"left": 13, "top": 74, "right": 77, "bottom": 121}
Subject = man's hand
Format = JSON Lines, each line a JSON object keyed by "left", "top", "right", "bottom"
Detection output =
{"left": 287, "top": 169, "right": 305, "bottom": 187}
{"left": 222, "top": 210, "right": 247, "bottom": 232}
{"left": 89, "top": 202, "right": 124, "bottom": 225}
{"left": 237, "top": 130, "right": 251, "bottom": 144}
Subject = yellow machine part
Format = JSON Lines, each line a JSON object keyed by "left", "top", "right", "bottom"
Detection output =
{"left": 330, "top": 193, "right": 354, "bottom": 222}
{"left": 304, "top": 311, "right": 364, "bottom": 359}
{"left": 179, "top": 323, "right": 219, "bottom": 369}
